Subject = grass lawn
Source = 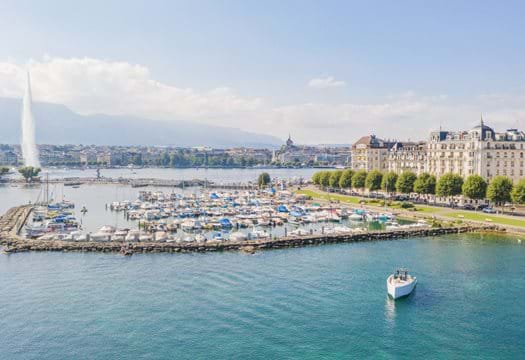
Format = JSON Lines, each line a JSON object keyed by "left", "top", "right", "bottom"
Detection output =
{"left": 414, "top": 206, "right": 444, "bottom": 214}
{"left": 299, "top": 189, "right": 443, "bottom": 212}
{"left": 446, "top": 211, "right": 525, "bottom": 227}
{"left": 296, "top": 189, "right": 361, "bottom": 204}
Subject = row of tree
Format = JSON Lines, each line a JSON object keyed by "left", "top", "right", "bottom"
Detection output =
{"left": 312, "top": 169, "right": 525, "bottom": 205}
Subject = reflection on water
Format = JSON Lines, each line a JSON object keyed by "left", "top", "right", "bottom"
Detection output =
{"left": 384, "top": 296, "right": 396, "bottom": 324}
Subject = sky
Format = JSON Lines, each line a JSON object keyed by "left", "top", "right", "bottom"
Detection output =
{"left": 1, "top": 0, "right": 525, "bottom": 144}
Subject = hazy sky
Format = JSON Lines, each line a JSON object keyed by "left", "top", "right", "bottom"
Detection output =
{"left": 1, "top": 0, "right": 525, "bottom": 143}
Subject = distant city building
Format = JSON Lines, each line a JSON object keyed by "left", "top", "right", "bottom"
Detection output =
{"left": 1, "top": 141, "right": 347, "bottom": 168}
{"left": 274, "top": 135, "right": 351, "bottom": 166}
{"left": 0, "top": 147, "right": 18, "bottom": 166}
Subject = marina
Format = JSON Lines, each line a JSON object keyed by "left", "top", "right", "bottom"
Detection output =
{"left": 18, "top": 186, "right": 429, "bottom": 244}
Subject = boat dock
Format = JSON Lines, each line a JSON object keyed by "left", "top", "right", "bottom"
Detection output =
{"left": 0, "top": 205, "right": 33, "bottom": 237}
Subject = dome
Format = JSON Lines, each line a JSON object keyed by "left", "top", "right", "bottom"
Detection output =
{"left": 469, "top": 117, "right": 494, "bottom": 140}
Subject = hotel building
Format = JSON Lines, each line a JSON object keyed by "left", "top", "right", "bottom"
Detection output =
{"left": 351, "top": 119, "right": 525, "bottom": 182}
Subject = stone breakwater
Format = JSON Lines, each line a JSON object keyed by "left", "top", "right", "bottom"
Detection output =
{"left": 0, "top": 211, "right": 501, "bottom": 254}
{"left": 0, "top": 205, "right": 503, "bottom": 254}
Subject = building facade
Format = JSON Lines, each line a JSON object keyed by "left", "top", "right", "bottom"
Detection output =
{"left": 427, "top": 120, "right": 525, "bottom": 182}
{"left": 351, "top": 135, "right": 394, "bottom": 171}
{"left": 352, "top": 119, "right": 525, "bottom": 182}
{"left": 387, "top": 141, "right": 427, "bottom": 175}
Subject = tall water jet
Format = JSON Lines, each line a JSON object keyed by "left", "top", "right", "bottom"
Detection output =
{"left": 21, "top": 71, "right": 40, "bottom": 168}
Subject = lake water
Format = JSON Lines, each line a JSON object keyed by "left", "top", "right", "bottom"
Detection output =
{"left": 0, "top": 233, "right": 523, "bottom": 359}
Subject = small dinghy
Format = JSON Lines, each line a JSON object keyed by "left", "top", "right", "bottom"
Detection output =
{"left": 387, "top": 268, "right": 417, "bottom": 299}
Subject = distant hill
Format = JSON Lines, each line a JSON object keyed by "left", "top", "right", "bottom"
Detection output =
{"left": 0, "top": 97, "right": 282, "bottom": 148}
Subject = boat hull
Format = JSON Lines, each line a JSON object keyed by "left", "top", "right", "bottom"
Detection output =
{"left": 387, "top": 275, "right": 417, "bottom": 299}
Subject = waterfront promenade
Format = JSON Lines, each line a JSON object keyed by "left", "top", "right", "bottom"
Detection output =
{"left": 298, "top": 186, "right": 525, "bottom": 234}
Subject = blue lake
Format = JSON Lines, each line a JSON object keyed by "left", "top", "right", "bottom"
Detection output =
{"left": 0, "top": 233, "right": 523, "bottom": 359}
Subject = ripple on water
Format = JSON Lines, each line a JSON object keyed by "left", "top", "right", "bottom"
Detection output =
{"left": 0, "top": 233, "right": 524, "bottom": 359}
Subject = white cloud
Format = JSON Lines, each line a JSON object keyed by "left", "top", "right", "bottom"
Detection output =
{"left": 0, "top": 57, "right": 524, "bottom": 144}
{"left": 0, "top": 57, "right": 263, "bottom": 121}
{"left": 307, "top": 76, "right": 346, "bottom": 89}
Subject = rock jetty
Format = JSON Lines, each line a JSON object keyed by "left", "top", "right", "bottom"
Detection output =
{"left": 0, "top": 205, "right": 501, "bottom": 254}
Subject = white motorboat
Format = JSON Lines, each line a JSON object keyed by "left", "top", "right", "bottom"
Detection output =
{"left": 387, "top": 269, "right": 417, "bottom": 299}
{"left": 230, "top": 232, "right": 247, "bottom": 241}
{"left": 154, "top": 231, "right": 169, "bottom": 242}
{"left": 348, "top": 213, "right": 363, "bottom": 221}
{"left": 194, "top": 234, "right": 207, "bottom": 243}
{"left": 125, "top": 229, "right": 141, "bottom": 242}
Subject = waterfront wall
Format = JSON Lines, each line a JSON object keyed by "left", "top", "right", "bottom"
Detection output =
{"left": 1, "top": 220, "right": 501, "bottom": 255}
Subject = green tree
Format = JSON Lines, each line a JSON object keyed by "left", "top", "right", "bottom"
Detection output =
{"left": 320, "top": 171, "right": 331, "bottom": 187}
{"left": 0, "top": 166, "right": 9, "bottom": 177}
{"left": 258, "top": 172, "right": 271, "bottom": 188}
{"left": 18, "top": 166, "right": 41, "bottom": 182}
{"left": 338, "top": 169, "right": 354, "bottom": 189}
{"left": 311, "top": 171, "right": 322, "bottom": 185}
{"left": 511, "top": 179, "right": 525, "bottom": 204}
{"left": 352, "top": 170, "right": 367, "bottom": 189}
{"left": 365, "top": 170, "right": 383, "bottom": 191}
{"left": 436, "top": 173, "right": 464, "bottom": 197}
{"left": 413, "top": 173, "right": 436, "bottom": 195}
{"left": 329, "top": 170, "right": 343, "bottom": 188}
{"left": 462, "top": 175, "right": 487, "bottom": 200}
{"left": 487, "top": 176, "right": 513, "bottom": 206}
{"left": 381, "top": 172, "right": 398, "bottom": 193}
{"left": 161, "top": 152, "right": 170, "bottom": 167}
{"left": 396, "top": 171, "right": 417, "bottom": 194}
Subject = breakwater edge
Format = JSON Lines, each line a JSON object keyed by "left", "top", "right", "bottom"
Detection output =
{"left": 0, "top": 205, "right": 502, "bottom": 254}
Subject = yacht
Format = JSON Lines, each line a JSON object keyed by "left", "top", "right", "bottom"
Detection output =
{"left": 387, "top": 269, "right": 417, "bottom": 299}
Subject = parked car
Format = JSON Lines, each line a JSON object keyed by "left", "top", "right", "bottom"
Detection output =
{"left": 476, "top": 204, "right": 489, "bottom": 211}
{"left": 461, "top": 204, "right": 475, "bottom": 211}
{"left": 482, "top": 207, "right": 497, "bottom": 214}
{"left": 394, "top": 195, "right": 409, "bottom": 201}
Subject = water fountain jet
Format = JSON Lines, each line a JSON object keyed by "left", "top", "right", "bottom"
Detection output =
{"left": 20, "top": 71, "right": 40, "bottom": 168}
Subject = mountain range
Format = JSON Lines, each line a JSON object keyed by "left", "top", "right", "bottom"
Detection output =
{"left": 0, "top": 97, "right": 282, "bottom": 148}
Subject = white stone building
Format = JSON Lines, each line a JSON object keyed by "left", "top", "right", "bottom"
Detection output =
{"left": 352, "top": 119, "right": 525, "bottom": 182}
{"left": 387, "top": 141, "right": 427, "bottom": 175}
{"left": 351, "top": 135, "right": 395, "bottom": 171}
{"left": 427, "top": 119, "right": 525, "bottom": 182}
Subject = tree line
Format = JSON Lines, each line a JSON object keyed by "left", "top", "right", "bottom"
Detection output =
{"left": 311, "top": 169, "right": 525, "bottom": 205}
